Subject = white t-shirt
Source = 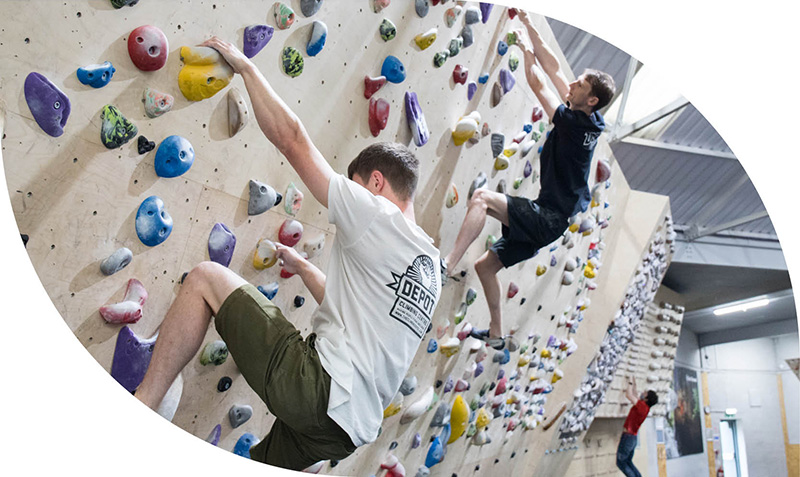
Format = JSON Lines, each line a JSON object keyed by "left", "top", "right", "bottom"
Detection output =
{"left": 313, "top": 174, "right": 441, "bottom": 447}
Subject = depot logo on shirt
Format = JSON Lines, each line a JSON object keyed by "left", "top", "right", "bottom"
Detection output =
{"left": 386, "top": 255, "right": 439, "bottom": 339}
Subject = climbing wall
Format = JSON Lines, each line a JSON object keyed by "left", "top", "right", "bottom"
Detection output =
{"left": 0, "top": 1, "right": 668, "bottom": 476}
{"left": 563, "top": 416, "right": 651, "bottom": 477}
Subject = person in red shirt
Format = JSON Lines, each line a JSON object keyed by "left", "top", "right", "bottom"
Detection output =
{"left": 617, "top": 377, "right": 659, "bottom": 477}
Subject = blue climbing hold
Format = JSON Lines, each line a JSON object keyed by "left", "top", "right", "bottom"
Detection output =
{"left": 498, "top": 348, "right": 510, "bottom": 364}
{"left": 425, "top": 436, "right": 445, "bottom": 468}
{"left": 135, "top": 196, "right": 173, "bottom": 247}
{"left": 306, "top": 20, "right": 327, "bottom": 57}
{"left": 523, "top": 123, "right": 533, "bottom": 133}
{"left": 497, "top": 40, "right": 508, "bottom": 56}
{"left": 233, "top": 433, "right": 259, "bottom": 458}
{"left": 258, "top": 282, "right": 279, "bottom": 300}
{"left": 427, "top": 338, "right": 438, "bottom": 353}
{"left": 538, "top": 145, "right": 544, "bottom": 154}
{"left": 478, "top": 73, "right": 489, "bottom": 84}
{"left": 77, "top": 61, "right": 115, "bottom": 88}
{"left": 381, "top": 55, "right": 406, "bottom": 83}
{"left": 154, "top": 135, "right": 194, "bottom": 178}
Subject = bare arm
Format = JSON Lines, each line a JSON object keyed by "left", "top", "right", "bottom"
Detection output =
{"left": 276, "top": 244, "right": 326, "bottom": 305}
{"left": 201, "top": 36, "right": 334, "bottom": 207}
{"left": 517, "top": 37, "right": 561, "bottom": 121}
{"left": 517, "top": 11, "right": 570, "bottom": 103}
{"left": 625, "top": 377, "right": 639, "bottom": 405}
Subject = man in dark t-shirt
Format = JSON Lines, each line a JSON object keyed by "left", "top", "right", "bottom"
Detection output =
{"left": 442, "top": 10, "right": 616, "bottom": 350}
{"left": 617, "top": 377, "right": 659, "bottom": 477}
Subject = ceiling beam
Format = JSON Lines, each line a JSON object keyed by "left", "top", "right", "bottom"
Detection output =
{"left": 670, "top": 230, "right": 786, "bottom": 270}
{"left": 619, "top": 137, "right": 737, "bottom": 160}
{"left": 609, "top": 97, "right": 690, "bottom": 143}
{"left": 609, "top": 57, "right": 640, "bottom": 136}
{"left": 697, "top": 318, "right": 798, "bottom": 347}
{"left": 685, "top": 210, "right": 770, "bottom": 241}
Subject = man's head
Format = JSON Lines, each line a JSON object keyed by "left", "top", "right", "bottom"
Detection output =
{"left": 567, "top": 69, "right": 616, "bottom": 113}
{"left": 347, "top": 142, "right": 419, "bottom": 202}
{"left": 643, "top": 390, "right": 658, "bottom": 407}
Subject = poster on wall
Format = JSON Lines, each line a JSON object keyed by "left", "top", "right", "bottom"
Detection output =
{"left": 665, "top": 366, "right": 704, "bottom": 458}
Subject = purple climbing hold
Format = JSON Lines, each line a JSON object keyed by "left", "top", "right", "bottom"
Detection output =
{"left": 404, "top": 91, "right": 429, "bottom": 147}
{"left": 550, "top": 255, "right": 557, "bottom": 266}
{"left": 497, "top": 369, "right": 505, "bottom": 380}
{"left": 110, "top": 326, "right": 155, "bottom": 393}
{"left": 523, "top": 160, "right": 532, "bottom": 178}
{"left": 206, "top": 424, "right": 222, "bottom": 446}
{"left": 412, "top": 433, "right": 422, "bottom": 449}
{"left": 467, "top": 82, "right": 477, "bottom": 101}
{"left": 479, "top": 2, "right": 493, "bottom": 23}
{"left": 243, "top": 25, "right": 274, "bottom": 58}
{"left": 443, "top": 375, "right": 454, "bottom": 393}
{"left": 499, "top": 68, "right": 515, "bottom": 94}
{"left": 24, "top": 72, "right": 71, "bottom": 137}
{"left": 474, "top": 362, "right": 484, "bottom": 377}
{"left": 208, "top": 223, "right": 236, "bottom": 267}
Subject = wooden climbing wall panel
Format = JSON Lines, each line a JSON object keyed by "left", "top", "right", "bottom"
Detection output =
{"left": 0, "top": 1, "right": 668, "bottom": 476}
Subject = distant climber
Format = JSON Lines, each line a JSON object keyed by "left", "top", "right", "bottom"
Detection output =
{"left": 441, "top": 9, "right": 615, "bottom": 350}
{"left": 617, "top": 377, "right": 658, "bottom": 477}
{"left": 133, "top": 36, "right": 441, "bottom": 471}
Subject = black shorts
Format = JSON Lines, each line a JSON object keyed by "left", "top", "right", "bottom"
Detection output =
{"left": 490, "top": 195, "right": 568, "bottom": 268}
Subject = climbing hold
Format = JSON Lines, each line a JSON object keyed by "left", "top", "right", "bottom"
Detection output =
{"left": 485, "top": 234, "right": 497, "bottom": 250}
{"left": 380, "top": 19, "right": 397, "bottom": 41}
{"left": 248, "top": 180, "right": 282, "bottom": 215}
{"left": 454, "top": 302, "right": 467, "bottom": 325}
{"left": 476, "top": 408, "right": 491, "bottom": 429}
{"left": 445, "top": 183, "right": 458, "bottom": 208}
{"left": 425, "top": 436, "right": 445, "bottom": 468}
{"left": 461, "top": 25, "right": 474, "bottom": 48}
{"left": 200, "top": 340, "right": 228, "bottom": 366}
{"left": 531, "top": 106, "right": 544, "bottom": 122}
{"left": 523, "top": 160, "right": 533, "bottom": 178}
{"left": 274, "top": 2, "right": 295, "bottom": 29}
{"left": 281, "top": 46, "right": 305, "bottom": 77}
{"left": 452, "top": 111, "right": 481, "bottom": 146}
{"left": 579, "top": 216, "right": 595, "bottom": 234}
{"left": 284, "top": 182, "right": 304, "bottom": 216}
{"left": 468, "top": 171, "right": 487, "bottom": 199}
{"left": 178, "top": 46, "right": 234, "bottom": 101}
{"left": 493, "top": 348, "right": 510, "bottom": 364}
{"left": 142, "top": 87, "right": 174, "bottom": 118}
{"left": 253, "top": 238, "right": 278, "bottom": 269}
{"left": 536, "top": 264, "right": 547, "bottom": 276}
{"left": 464, "top": 7, "right": 480, "bottom": 24}
{"left": 452, "top": 64, "right": 467, "bottom": 85}
{"left": 135, "top": 196, "right": 172, "bottom": 247}
{"left": 228, "top": 87, "right": 249, "bottom": 137}
{"left": 440, "top": 337, "right": 460, "bottom": 357}
{"left": 480, "top": 2, "right": 493, "bottom": 22}
{"left": 292, "top": 295, "right": 305, "bottom": 308}
{"left": 217, "top": 376, "right": 232, "bottom": 392}
{"left": 445, "top": 6, "right": 462, "bottom": 27}
{"left": 491, "top": 133, "right": 505, "bottom": 157}
{"left": 233, "top": 433, "right": 259, "bottom": 458}
{"left": 278, "top": 219, "right": 304, "bottom": 247}
{"left": 206, "top": 424, "right": 222, "bottom": 445}
{"left": 77, "top": 61, "right": 115, "bottom": 88}
{"left": 303, "top": 234, "right": 325, "bottom": 258}
{"left": 384, "top": 392, "right": 404, "bottom": 418}
{"left": 454, "top": 379, "right": 469, "bottom": 392}
{"left": 229, "top": 404, "right": 253, "bottom": 428}
{"left": 482, "top": 122, "right": 490, "bottom": 137}
{"left": 300, "top": 0, "right": 323, "bottom": 17}
{"left": 491, "top": 82, "right": 503, "bottom": 106}
{"left": 427, "top": 339, "right": 438, "bottom": 353}
{"left": 465, "top": 288, "right": 477, "bottom": 306}
{"left": 448, "top": 38, "right": 463, "bottom": 57}
{"left": 99, "top": 278, "right": 147, "bottom": 324}
{"left": 506, "top": 31, "right": 518, "bottom": 46}
{"left": 508, "top": 52, "right": 519, "bottom": 72}
{"left": 551, "top": 369, "right": 564, "bottom": 384}
{"left": 369, "top": 97, "right": 391, "bottom": 137}
{"left": 430, "top": 402, "right": 450, "bottom": 428}
{"left": 513, "top": 178, "right": 522, "bottom": 189}
{"left": 497, "top": 40, "right": 508, "bottom": 56}
{"left": 208, "top": 223, "right": 236, "bottom": 267}
{"left": 400, "top": 375, "right": 417, "bottom": 396}
{"left": 473, "top": 429, "right": 490, "bottom": 446}
{"left": 412, "top": 433, "right": 422, "bottom": 448}
{"left": 503, "top": 143, "right": 519, "bottom": 157}
{"left": 467, "top": 82, "right": 477, "bottom": 100}
{"left": 415, "top": 0, "right": 430, "bottom": 17}
{"left": 443, "top": 375, "right": 454, "bottom": 393}
{"left": 499, "top": 68, "right": 515, "bottom": 93}
{"left": 494, "top": 156, "right": 509, "bottom": 171}
{"left": 381, "top": 55, "right": 406, "bottom": 83}
{"left": 448, "top": 396, "right": 469, "bottom": 444}
{"left": 478, "top": 73, "right": 489, "bottom": 85}
{"left": 307, "top": 20, "right": 327, "bottom": 56}
{"left": 100, "top": 247, "right": 133, "bottom": 276}
{"left": 415, "top": 28, "right": 437, "bottom": 50}
{"left": 127, "top": 25, "right": 168, "bottom": 71}
{"left": 364, "top": 76, "right": 387, "bottom": 99}
{"left": 495, "top": 377, "right": 508, "bottom": 396}
{"left": 154, "top": 135, "right": 194, "bottom": 177}
{"left": 24, "top": 72, "right": 70, "bottom": 138}
{"left": 507, "top": 282, "right": 519, "bottom": 298}
{"left": 401, "top": 386, "right": 434, "bottom": 424}
{"left": 243, "top": 25, "right": 274, "bottom": 58}
{"left": 258, "top": 282, "right": 279, "bottom": 300}
{"left": 373, "top": 0, "right": 390, "bottom": 13}
{"left": 474, "top": 361, "right": 484, "bottom": 377}
{"left": 596, "top": 158, "right": 611, "bottom": 182}
{"left": 100, "top": 105, "right": 137, "bottom": 148}
{"left": 110, "top": 326, "right": 155, "bottom": 392}
{"left": 432, "top": 51, "right": 448, "bottom": 68}
{"left": 456, "top": 322, "right": 472, "bottom": 341}
{"left": 381, "top": 454, "right": 406, "bottom": 477}
{"left": 404, "top": 91, "right": 429, "bottom": 147}
{"left": 111, "top": 0, "right": 139, "bottom": 7}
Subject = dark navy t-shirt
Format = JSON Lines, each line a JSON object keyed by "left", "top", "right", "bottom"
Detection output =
{"left": 537, "top": 104, "right": 605, "bottom": 217}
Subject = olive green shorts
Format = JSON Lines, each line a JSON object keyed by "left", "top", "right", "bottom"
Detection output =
{"left": 214, "top": 284, "right": 356, "bottom": 470}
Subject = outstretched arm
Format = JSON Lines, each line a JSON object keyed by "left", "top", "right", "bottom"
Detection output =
{"left": 276, "top": 244, "right": 326, "bottom": 305}
{"left": 201, "top": 36, "right": 334, "bottom": 207}
{"left": 624, "top": 376, "right": 639, "bottom": 405}
{"left": 516, "top": 35, "right": 561, "bottom": 121}
{"left": 517, "top": 10, "right": 570, "bottom": 104}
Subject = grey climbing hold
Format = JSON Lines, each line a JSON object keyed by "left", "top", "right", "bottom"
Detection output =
{"left": 229, "top": 404, "right": 253, "bottom": 428}
{"left": 461, "top": 25, "right": 473, "bottom": 48}
{"left": 448, "top": 37, "right": 462, "bottom": 57}
{"left": 227, "top": 87, "right": 249, "bottom": 137}
{"left": 433, "top": 51, "right": 449, "bottom": 68}
{"left": 415, "top": 0, "right": 429, "bottom": 18}
{"left": 200, "top": 340, "right": 228, "bottom": 366}
{"left": 464, "top": 7, "right": 480, "bottom": 24}
{"left": 496, "top": 179, "right": 506, "bottom": 195}
{"left": 468, "top": 172, "right": 488, "bottom": 199}
{"left": 300, "top": 0, "right": 323, "bottom": 17}
{"left": 491, "top": 82, "right": 503, "bottom": 106}
{"left": 400, "top": 375, "right": 417, "bottom": 396}
{"left": 491, "top": 133, "right": 504, "bottom": 157}
{"left": 248, "top": 179, "right": 282, "bottom": 215}
{"left": 380, "top": 18, "right": 397, "bottom": 41}
{"left": 100, "top": 247, "right": 133, "bottom": 275}
{"left": 430, "top": 402, "right": 450, "bottom": 427}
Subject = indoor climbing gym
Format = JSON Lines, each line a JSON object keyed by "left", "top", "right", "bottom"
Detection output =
{"left": 1, "top": 1, "right": 798, "bottom": 477}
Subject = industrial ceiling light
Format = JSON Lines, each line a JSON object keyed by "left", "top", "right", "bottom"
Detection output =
{"left": 713, "top": 298, "right": 770, "bottom": 316}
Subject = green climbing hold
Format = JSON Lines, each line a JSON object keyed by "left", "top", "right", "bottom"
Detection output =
{"left": 508, "top": 52, "right": 519, "bottom": 72}
{"left": 200, "top": 340, "right": 228, "bottom": 366}
{"left": 100, "top": 105, "right": 137, "bottom": 149}
{"left": 282, "top": 46, "right": 304, "bottom": 77}
{"left": 466, "top": 288, "right": 477, "bottom": 306}
{"left": 380, "top": 19, "right": 396, "bottom": 41}
{"left": 486, "top": 234, "right": 497, "bottom": 251}
{"left": 448, "top": 37, "right": 463, "bottom": 57}
{"left": 506, "top": 31, "right": 518, "bottom": 46}
{"left": 513, "top": 178, "right": 523, "bottom": 189}
{"left": 433, "top": 51, "right": 449, "bottom": 68}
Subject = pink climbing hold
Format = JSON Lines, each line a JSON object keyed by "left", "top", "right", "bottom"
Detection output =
{"left": 454, "top": 379, "right": 470, "bottom": 392}
{"left": 453, "top": 64, "right": 468, "bottom": 85}
{"left": 369, "top": 96, "right": 390, "bottom": 137}
{"left": 507, "top": 281, "right": 519, "bottom": 298}
{"left": 495, "top": 376, "right": 507, "bottom": 395}
{"left": 531, "top": 106, "right": 543, "bottom": 123}
{"left": 278, "top": 219, "right": 304, "bottom": 247}
{"left": 596, "top": 158, "right": 611, "bottom": 182}
{"left": 99, "top": 278, "right": 148, "bottom": 324}
{"left": 364, "top": 75, "right": 387, "bottom": 99}
{"left": 381, "top": 454, "right": 406, "bottom": 477}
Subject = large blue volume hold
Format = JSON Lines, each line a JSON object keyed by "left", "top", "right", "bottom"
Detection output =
{"left": 135, "top": 196, "right": 173, "bottom": 246}
{"left": 381, "top": 55, "right": 406, "bottom": 84}
{"left": 154, "top": 135, "right": 195, "bottom": 178}
{"left": 77, "top": 61, "right": 116, "bottom": 88}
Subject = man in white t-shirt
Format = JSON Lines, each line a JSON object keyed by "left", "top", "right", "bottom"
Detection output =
{"left": 134, "top": 37, "right": 441, "bottom": 470}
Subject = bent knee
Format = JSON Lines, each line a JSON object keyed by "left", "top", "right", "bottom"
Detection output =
{"left": 184, "top": 261, "right": 225, "bottom": 285}
{"left": 475, "top": 253, "right": 501, "bottom": 274}
{"left": 469, "top": 189, "right": 491, "bottom": 208}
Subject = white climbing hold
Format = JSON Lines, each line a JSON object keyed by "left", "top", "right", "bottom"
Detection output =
{"left": 400, "top": 386, "right": 435, "bottom": 424}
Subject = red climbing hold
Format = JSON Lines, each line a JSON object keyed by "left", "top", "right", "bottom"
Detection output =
{"left": 508, "top": 8, "right": 518, "bottom": 19}
{"left": 369, "top": 96, "right": 390, "bottom": 137}
{"left": 507, "top": 282, "right": 519, "bottom": 298}
{"left": 531, "top": 106, "right": 543, "bottom": 123}
{"left": 453, "top": 64, "right": 468, "bottom": 85}
{"left": 364, "top": 75, "right": 387, "bottom": 99}
{"left": 278, "top": 219, "right": 304, "bottom": 247}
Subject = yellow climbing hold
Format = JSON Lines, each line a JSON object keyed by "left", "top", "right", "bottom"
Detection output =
{"left": 414, "top": 28, "right": 437, "bottom": 50}
{"left": 569, "top": 222, "right": 579, "bottom": 233}
{"left": 584, "top": 263, "right": 596, "bottom": 279}
{"left": 517, "top": 354, "right": 530, "bottom": 367}
{"left": 503, "top": 143, "right": 519, "bottom": 157}
{"left": 440, "top": 337, "right": 460, "bottom": 357}
{"left": 476, "top": 408, "right": 491, "bottom": 429}
{"left": 536, "top": 264, "right": 547, "bottom": 276}
{"left": 253, "top": 238, "right": 278, "bottom": 270}
{"left": 178, "top": 46, "right": 234, "bottom": 101}
{"left": 541, "top": 349, "right": 551, "bottom": 358}
{"left": 452, "top": 111, "right": 481, "bottom": 146}
{"left": 448, "top": 395, "right": 469, "bottom": 444}
{"left": 551, "top": 369, "right": 564, "bottom": 384}
{"left": 494, "top": 155, "right": 509, "bottom": 170}
{"left": 383, "top": 392, "right": 404, "bottom": 418}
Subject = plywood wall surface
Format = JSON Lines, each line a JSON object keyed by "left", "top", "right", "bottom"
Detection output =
{"left": 0, "top": 1, "right": 668, "bottom": 476}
